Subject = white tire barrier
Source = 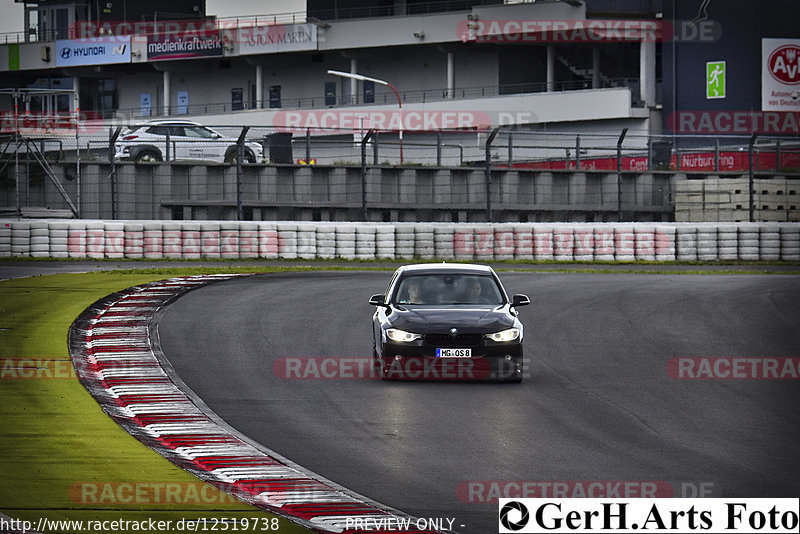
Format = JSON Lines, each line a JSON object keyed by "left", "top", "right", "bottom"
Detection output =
{"left": 452, "top": 225, "right": 476, "bottom": 261}
{"left": 676, "top": 225, "right": 697, "bottom": 261}
{"left": 30, "top": 220, "right": 50, "bottom": 258}
{"left": 11, "top": 221, "right": 31, "bottom": 258}
{"left": 104, "top": 222, "right": 125, "bottom": 259}
{"left": 0, "top": 221, "right": 11, "bottom": 258}
{"left": 534, "top": 226, "right": 555, "bottom": 261}
{"left": 295, "top": 224, "right": 317, "bottom": 260}
{"left": 654, "top": 225, "right": 676, "bottom": 261}
{"left": 239, "top": 222, "right": 259, "bottom": 259}
{"left": 493, "top": 224, "right": 516, "bottom": 261}
{"left": 738, "top": 224, "right": 760, "bottom": 261}
{"left": 200, "top": 222, "right": 221, "bottom": 259}
{"left": 85, "top": 221, "right": 105, "bottom": 259}
{"left": 433, "top": 224, "right": 455, "bottom": 260}
{"left": 414, "top": 225, "right": 435, "bottom": 259}
{"left": 572, "top": 224, "right": 595, "bottom": 262}
{"left": 614, "top": 224, "right": 636, "bottom": 261}
{"left": 315, "top": 224, "right": 336, "bottom": 260}
{"left": 780, "top": 223, "right": 800, "bottom": 261}
{"left": 513, "top": 225, "right": 534, "bottom": 261}
{"left": 335, "top": 224, "right": 356, "bottom": 260}
{"left": 760, "top": 224, "right": 781, "bottom": 261}
{"left": 258, "top": 222, "right": 280, "bottom": 259}
{"left": 553, "top": 225, "right": 575, "bottom": 261}
{"left": 473, "top": 224, "right": 494, "bottom": 261}
{"left": 717, "top": 224, "right": 739, "bottom": 261}
{"left": 123, "top": 222, "right": 144, "bottom": 259}
{"left": 49, "top": 221, "right": 70, "bottom": 258}
{"left": 1, "top": 220, "right": 799, "bottom": 263}
{"left": 634, "top": 225, "right": 656, "bottom": 262}
{"left": 696, "top": 224, "right": 718, "bottom": 261}
{"left": 394, "top": 223, "right": 416, "bottom": 260}
{"left": 181, "top": 222, "right": 202, "bottom": 259}
{"left": 355, "top": 225, "right": 376, "bottom": 260}
{"left": 67, "top": 221, "right": 86, "bottom": 258}
{"left": 162, "top": 222, "right": 182, "bottom": 259}
{"left": 277, "top": 223, "right": 297, "bottom": 260}
{"left": 143, "top": 221, "right": 163, "bottom": 259}
{"left": 376, "top": 224, "right": 396, "bottom": 260}
{"left": 593, "top": 225, "right": 615, "bottom": 261}
{"left": 220, "top": 222, "right": 241, "bottom": 259}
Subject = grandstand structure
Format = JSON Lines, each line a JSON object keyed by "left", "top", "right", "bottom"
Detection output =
{"left": 0, "top": 0, "right": 798, "bottom": 223}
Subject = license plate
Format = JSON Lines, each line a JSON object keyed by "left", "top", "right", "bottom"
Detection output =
{"left": 436, "top": 348, "right": 471, "bottom": 358}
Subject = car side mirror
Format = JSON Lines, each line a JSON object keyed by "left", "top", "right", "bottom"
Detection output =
{"left": 369, "top": 294, "right": 386, "bottom": 306}
{"left": 511, "top": 294, "right": 530, "bottom": 307}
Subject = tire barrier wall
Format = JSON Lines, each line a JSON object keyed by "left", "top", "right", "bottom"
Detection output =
{"left": 2, "top": 220, "right": 799, "bottom": 262}
{"left": 69, "top": 275, "right": 450, "bottom": 534}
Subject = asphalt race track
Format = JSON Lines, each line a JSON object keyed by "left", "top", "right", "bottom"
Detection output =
{"left": 156, "top": 271, "right": 800, "bottom": 534}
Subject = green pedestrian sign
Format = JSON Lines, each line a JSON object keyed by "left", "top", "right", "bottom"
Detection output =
{"left": 8, "top": 44, "right": 19, "bottom": 71}
{"left": 706, "top": 61, "right": 726, "bottom": 99}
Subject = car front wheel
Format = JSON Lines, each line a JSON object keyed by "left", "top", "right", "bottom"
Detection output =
{"left": 134, "top": 150, "right": 162, "bottom": 163}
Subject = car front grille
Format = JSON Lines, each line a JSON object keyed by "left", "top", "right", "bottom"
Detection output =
{"left": 424, "top": 334, "right": 483, "bottom": 347}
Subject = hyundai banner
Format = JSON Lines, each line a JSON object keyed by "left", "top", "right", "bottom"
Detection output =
{"left": 55, "top": 36, "right": 131, "bottom": 67}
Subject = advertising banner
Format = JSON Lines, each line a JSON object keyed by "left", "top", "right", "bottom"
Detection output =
{"left": 762, "top": 38, "right": 800, "bottom": 111}
{"left": 55, "top": 36, "right": 130, "bottom": 67}
{"left": 147, "top": 30, "right": 222, "bottom": 61}
{"left": 140, "top": 93, "right": 151, "bottom": 117}
{"left": 177, "top": 91, "right": 189, "bottom": 115}
{"left": 237, "top": 23, "right": 317, "bottom": 55}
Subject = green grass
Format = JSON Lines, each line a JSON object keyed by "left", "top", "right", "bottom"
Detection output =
{"left": 0, "top": 270, "right": 311, "bottom": 534}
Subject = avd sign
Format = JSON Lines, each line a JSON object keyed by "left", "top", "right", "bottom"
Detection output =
{"left": 762, "top": 38, "right": 800, "bottom": 111}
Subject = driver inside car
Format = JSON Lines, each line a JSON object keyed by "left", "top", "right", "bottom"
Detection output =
{"left": 463, "top": 278, "right": 490, "bottom": 304}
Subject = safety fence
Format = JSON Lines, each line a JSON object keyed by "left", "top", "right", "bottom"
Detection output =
{"left": 3, "top": 126, "right": 800, "bottom": 223}
{"left": 2, "top": 220, "right": 799, "bottom": 262}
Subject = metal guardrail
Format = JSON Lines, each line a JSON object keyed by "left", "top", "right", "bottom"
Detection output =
{"left": 102, "top": 78, "right": 641, "bottom": 121}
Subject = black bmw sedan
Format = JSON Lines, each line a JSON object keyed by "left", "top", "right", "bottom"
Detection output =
{"left": 369, "top": 263, "right": 530, "bottom": 382}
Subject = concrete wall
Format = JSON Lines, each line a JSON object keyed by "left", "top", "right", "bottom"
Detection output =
{"left": 1, "top": 162, "right": 676, "bottom": 223}
{"left": 675, "top": 175, "right": 800, "bottom": 223}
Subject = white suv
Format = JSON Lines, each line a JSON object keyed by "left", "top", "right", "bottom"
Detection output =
{"left": 114, "top": 120, "right": 264, "bottom": 163}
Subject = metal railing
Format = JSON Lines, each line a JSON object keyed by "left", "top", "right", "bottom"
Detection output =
{"left": 103, "top": 78, "right": 640, "bottom": 121}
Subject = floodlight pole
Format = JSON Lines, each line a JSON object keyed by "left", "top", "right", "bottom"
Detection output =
{"left": 327, "top": 70, "right": 403, "bottom": 164}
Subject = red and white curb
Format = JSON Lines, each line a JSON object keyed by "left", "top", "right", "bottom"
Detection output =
{"left": 69, "top": 274, "right": 451, "bottom": 534}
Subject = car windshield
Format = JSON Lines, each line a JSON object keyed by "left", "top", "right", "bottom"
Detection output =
{"left": 394, "top": 274, "right": 504, "bottom": 305}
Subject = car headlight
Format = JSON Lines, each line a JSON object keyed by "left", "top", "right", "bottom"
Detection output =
{"left": 386, "top": 328, "right": 422, "bottom": 342}
{"left": 486, "top": 328, "right": 520, "bottom": 342}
